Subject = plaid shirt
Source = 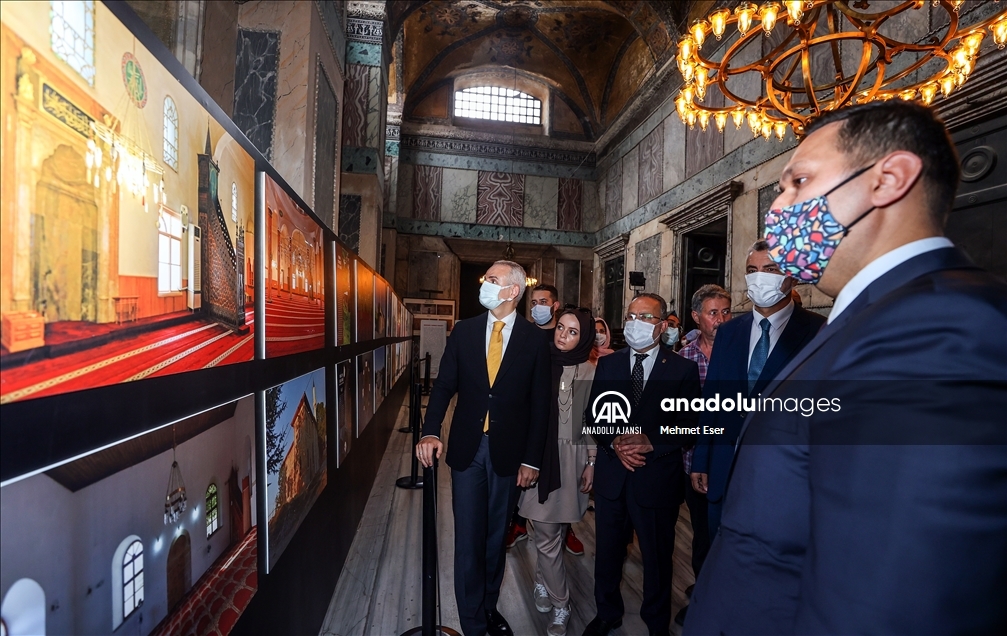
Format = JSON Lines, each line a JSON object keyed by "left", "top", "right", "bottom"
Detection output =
{"left": 677, "top": 340, "right": 709, "bottom": 475}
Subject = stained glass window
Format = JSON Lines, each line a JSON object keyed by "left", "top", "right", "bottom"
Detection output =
{"left": 50, "top": 1, "right": 95, "bottom": 86}
{"left": 205, "top": 484, "right": 219, "bottom": 538}
{"left": 158, "top": 208, "right": 182, "bottom": 293}
{"left": 122, "top": 540, "right": 144, "bottom": 620}
{"left": 163, "top": 96, "right": 179, "bottom": 170}
{"left": 454, "top": 87, "right": 541, "bottom": 125}
{"left": 231, "top": 183, "right": 238, "bottom": 223}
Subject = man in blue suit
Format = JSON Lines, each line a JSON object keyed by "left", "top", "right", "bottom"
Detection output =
{"left": 686, "top": 101, "right": 1007, "bottom": 634}
{"left": 584, "top": 293, "right": 701, "bottom": 636}
{"left": 690, "top": 241, "right": 825, "bottom": 538}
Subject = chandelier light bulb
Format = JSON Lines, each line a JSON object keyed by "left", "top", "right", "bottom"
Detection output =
{"left": 774, "top": 121, "right": 787, "bottom": 140}
{"left": 692, "top": 20, "right": 708, "bottom": 49}
{"left": 698, "top": 110, "right": 711, "bottom": 131}
{"left": 736, "top": 3, "right": 758, "bottom": 35}
{"left": 899, "top": 88, "right": 917, "bottom": 100}
{"left": 940, "top": 74, "right": 956, "bottom": 97}
{"left": 715, "top": 111, "right": 728, "bottom": 132}
{"left": 951, "top": 45, "right": 971, "bottom": 69}
{"left": 680, "top": 60, "right": 695, "bottom": 82}
{"left": 695, "top": 66, "right": 709, "bottom": 98}
{"left": 732, "top": 108, "right": 745, "bottom": 129}
{"left": 760, "top": 3, "right": 780, "bottom": 35}
{"left": 992, "top": 16, "right": 1007, "bottom": 49}
{"left": 682, "top": 85, "right": 695, "bottom": 104}
{"left": 952, "top": 0, "right": 965, "bottom": 13}
{"left": 676, "top": 94, "right": 689, "bottom": 120}
{"left": 679, "top": 36, "right": 695, "bottom": 61}
{"left": 761, "top": 118, "right": 773, "bottom": 139}
{"left": 710, "top": 9, "right": 731, "bottom": 39}
{"left": 962, "top": 30, "right": 984, "bottom": 55}
{"left": 748, "top": 111, "right": 761, "bottom": 134}
{"left": 686, "top": 109, "right": 698, "bottom": 128}
{"left": 785, "top": 0, "right": 803, "bottom": 24}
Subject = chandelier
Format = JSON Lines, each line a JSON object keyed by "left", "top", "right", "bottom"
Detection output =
{"left": 674, "top": 0, "right": 1007, "bottom": 140}
{"left": 163, "top": 430, "right": 187, "bottom": 525}
{"left": 84, "top": 53, "right": 165, "bottom": 212}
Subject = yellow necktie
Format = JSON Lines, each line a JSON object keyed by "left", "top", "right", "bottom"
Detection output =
{"left": 485, "top": 320, "right": 505, "bottom": 432}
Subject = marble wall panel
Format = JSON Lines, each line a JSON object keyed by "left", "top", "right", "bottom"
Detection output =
{"left": 686, "top": 89, "right": 725, "bottom": 179}
{"left": 634, "top": 233, "right": 662, "bottom": 295}
{"left": 477, "top": 172, "right": 525, "bottom": 226}
{"left": 412, "top": 165, "right": 443, "bottom": 221}
{"left": 663, "top": 113, "right": 686, "bottom": 192}
{"left": 347, "top": 41, "right": 382, "bottom": 66}
{"left": 605, "top": 162, "right": 622, "bottom": 225}
{"left": 316, "top": 0, "right": 345, "bottom": 70}
{"left": 583, "top": 179, "right": 602, "bottom": 233}
{"left": 622, "top": 146, "right": 639, "bottom": 216}
{"left": 365, "top": 66, "right": 382, "bottom": 148}
{"left": 396, "top": 163, "right": 414, "bottom": 217}
{"left": 440, "top": 168, "right": 478, "bottom": 223}
{"left": 339, "top": 194, "right": 362, "bottom": 253}
{"left": 557, "top": 178, "right": 582, "bottom": 231}
{"left": 314, "top": 65, "right": 339, "bottom": 228}
{"left": 342, "top": 64, "right": 369, "bottom": 147}
{"left": 638, "top": 122, "right": 663, "bottom": 204}
{"left": 523, "top": 176, "right": 559, "bottom": 229}
{"left": 233, "top": 28, "right": 279, "bottom": 161}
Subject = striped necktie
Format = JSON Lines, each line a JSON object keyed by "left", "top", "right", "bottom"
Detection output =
{"left": 484, "top": 320, "right": 505, "bottom": 432}
{"left": 748, "top": 318, "right": 771, "bottom": 395}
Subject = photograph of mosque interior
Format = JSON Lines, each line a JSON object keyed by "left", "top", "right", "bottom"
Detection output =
{"left": 2, "top": 1, "right": 1004, "bottom": 636}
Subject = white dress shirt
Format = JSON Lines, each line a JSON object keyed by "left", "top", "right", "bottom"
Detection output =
{"left": 628, "top": 345, "right": 659, "bottom": 389}
{"left": 747, "top": 300, "right": 795, "bottom": 366}
{"left": 828, "top": 237, "right": 954, "bottom": 323}
{"left": 485, "top": 308, "right": 517, "bottom": 356}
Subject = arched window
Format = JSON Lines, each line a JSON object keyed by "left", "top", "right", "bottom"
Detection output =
{"left": 231, "top": 183, "right": 238, "bottom": 223}
{"left": 205, "top": 483, "right": 220, "bottom": 538}
{"left": 454, "top": 86, "right": 541, "bottom": 125}
{"left": 122, "top": 540, "right": 144, "bottom": 620}
{"left": 163, "top": 96, "right": 179, "bottom": 170}
{"left": 50, "top": 0, "right": 95, "bottom": 85}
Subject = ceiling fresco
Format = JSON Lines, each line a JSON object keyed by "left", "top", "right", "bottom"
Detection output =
{"left": 390, "top": 1, "right": 690, "bottom": 139}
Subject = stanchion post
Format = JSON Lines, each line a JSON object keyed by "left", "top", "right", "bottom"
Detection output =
{"left": 422, "top": 353, "right": 432, "bottom": 396}
{"left": 396, "top": 377, "right": 424, "bottom": 490}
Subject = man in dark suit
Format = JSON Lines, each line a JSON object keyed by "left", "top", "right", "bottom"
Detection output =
{"left": 584, "top": 293, "right": 701, "bottom": 636}
{"left": 417, "top": 260, "right": 551, "bottom": 636}
{"left": 690, "top": 240, "right": 825, "bottom": 538}
{"left": 686, "top": 102, "right": 1007, "bottom": 634}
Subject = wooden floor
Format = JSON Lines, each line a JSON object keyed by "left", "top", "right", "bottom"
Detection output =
{"left": 321, "top": 395, "right": 697, "bottom": 636}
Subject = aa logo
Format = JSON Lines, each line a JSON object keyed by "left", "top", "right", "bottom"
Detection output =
{"left": 592, "top": 391, "right": 631, "bottom": 424}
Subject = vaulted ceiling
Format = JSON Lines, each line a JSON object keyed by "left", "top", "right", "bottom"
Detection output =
{"left": 389, "top": 1, "right": 692, "bottom": 140}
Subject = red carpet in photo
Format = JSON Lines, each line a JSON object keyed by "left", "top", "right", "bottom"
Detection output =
{"left": 264, "top": 293, "right": 325, "bottom": 357}
{"left": 0, "top": 307, "right": 254, "bottom": 405}
{"left": 149, "top": 528, "right": 258, "bottom": 636}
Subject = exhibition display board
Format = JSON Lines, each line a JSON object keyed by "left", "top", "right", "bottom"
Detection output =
{"left": 0, "top": 2, "right": 412, "bottom": 635}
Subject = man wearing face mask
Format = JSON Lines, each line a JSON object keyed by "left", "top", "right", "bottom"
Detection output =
{"left": 530, "top": 283, "right": 562, "bottom": 332}
{"left": 417, "top": 260, "right": 551, "bottom": 636}
{"left": 686, "top": 102, "right": 1007, "bottom": 635}
{"left": 584, "top": 293, "right": 701, "bottom": 636}
{"left": 689, "top": 240, "right": 825, "bottom": 543}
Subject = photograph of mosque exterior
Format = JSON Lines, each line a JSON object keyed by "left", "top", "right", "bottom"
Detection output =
{"left": 0, "top": 1, "right": 255, "bottom": 405}
{"left": 264, "top": 367, "right": 327, "bottom": 571}
{"left": 263, "top": 176, "right": 325, "bottom": 358}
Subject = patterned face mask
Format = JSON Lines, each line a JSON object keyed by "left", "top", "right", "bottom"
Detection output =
{"left": 764, "top": 163, "right": 876, "bottom": 284}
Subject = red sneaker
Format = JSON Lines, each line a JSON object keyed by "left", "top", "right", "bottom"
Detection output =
{"left": 505, "top": 523, "right": 528, "bottom": 548}
{"left": 565, "top": 528, "right": 584, "bottom": 555}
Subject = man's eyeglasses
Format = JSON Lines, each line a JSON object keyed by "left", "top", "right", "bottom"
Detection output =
{"left": 625, "top": 312, "right": 661, "bottom": 323}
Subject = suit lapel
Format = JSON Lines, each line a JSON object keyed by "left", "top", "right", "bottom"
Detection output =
{"left": 728, "top": 314, "right": 753, "bottom": 382}
{"left": 753, "top": 308, "right": 812, "bottom": 395}
{"left": 493, "top": 315, "right": 529, "bottom": 384}
{"left": 639, "top": 347, "right": 671, "bottom": 405}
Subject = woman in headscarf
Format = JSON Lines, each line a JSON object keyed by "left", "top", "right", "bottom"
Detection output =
{"left": 593, "top": 317, "right": 615, "bottom": 357}
{"left": 519, "top": 308, "right": 597, "bottom": 636}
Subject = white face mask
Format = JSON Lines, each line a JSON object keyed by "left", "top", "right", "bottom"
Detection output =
{"left": 595, "top": 332, "right": 607, "bottom": 346}
{"left": 746, "top": 272, "right": 789, "bottom": 308}
{"left": 623, "top": 319, "right": 658, "bottom": 351}
{"left": 479, "top": 281, "right": 511, "bottom": 310}
{"left": 531, "top": 304, "right": 553, "bottom": 325}
{"left": 661, "top": 327, "right": 680, "bottom": 346}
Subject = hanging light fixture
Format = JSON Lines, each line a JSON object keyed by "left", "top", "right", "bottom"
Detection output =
{"left": 164, "top": 427, "right": 187, "bottom": 525}
{"left": 674, "top": 0, "right": 1007, "bottom": 139}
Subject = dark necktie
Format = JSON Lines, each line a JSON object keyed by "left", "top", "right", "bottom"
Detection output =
{"left": 748, "top": 318, "right": 771, "bottom": 395}
{"left": 631, "top": 353, "right": 647, "bottom": 407}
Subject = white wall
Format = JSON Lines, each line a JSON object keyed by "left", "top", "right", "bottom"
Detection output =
{"left": 0, "top": 395, "right": 256, "bottom": 635}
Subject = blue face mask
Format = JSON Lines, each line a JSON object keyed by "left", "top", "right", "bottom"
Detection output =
{"left": 531, "top": 304, "right": 553, "bottom": 325}
{"left": 764, "top": 163, "right": 876, "bottom": 284}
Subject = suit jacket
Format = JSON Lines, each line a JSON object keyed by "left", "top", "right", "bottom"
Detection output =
{"left": 691, "top": 306, "right": 825, "bottom": 503}
{"left": 423, "top": 311, "right": 551, "bottom": 476}
{"left": 588, "top": 346, "right": 701, "bottom": 508}
{"left": 686, "top": 247, "right": 1007, "bottom": 635}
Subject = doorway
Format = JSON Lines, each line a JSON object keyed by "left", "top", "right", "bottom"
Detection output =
{"left": 167, "top": 531, "right": 192, "bottom": 610}
{"left": 681, "top": 218, "right": 727, "bottom": 333}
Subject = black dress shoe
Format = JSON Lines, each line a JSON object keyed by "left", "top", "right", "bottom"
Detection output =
{"left": 674, "top": 604, "right": 689, "bottom": 626}
{"left": 582, "top": 616, "right": 622, "bottom": 636}
{"left": 486, "top": 609, "right": 513, "bottom": 636}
